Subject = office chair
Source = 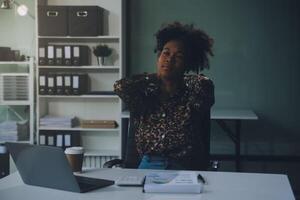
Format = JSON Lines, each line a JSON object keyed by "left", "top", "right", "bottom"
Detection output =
{"left": 103, "top": 112, "right": 139, "bottom": 168}
{"left": 103, "top": 109, "right": 219, "bottom": 171}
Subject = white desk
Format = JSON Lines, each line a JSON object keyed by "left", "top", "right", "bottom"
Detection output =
{"left": 121, "top": 109, "right": 258, "bottom": 120}
{"left": 0, "top": 168, "right": 295, "bottom": 200}
{"left": 211, "top": 109, "right": 258, "bottom": 120}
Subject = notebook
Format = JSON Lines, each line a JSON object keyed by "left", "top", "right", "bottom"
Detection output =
{"left": 143, "top": 171, "right": 203, "bottom": 193}
{"left": 6, "top": 142, "right": 114, "bottom": 193}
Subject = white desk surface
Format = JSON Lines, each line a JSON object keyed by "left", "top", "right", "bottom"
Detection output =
{"left": 121, "top": 109, "right": 258, "bottom": 120}
{"left": 211, "top": 109, "right": 258, "bottom": 120}
{"left": 0, "top": 168, "right": 294, "bottom": 200}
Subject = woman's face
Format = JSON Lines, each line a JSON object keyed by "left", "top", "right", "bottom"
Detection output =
{"left": 157, "top": 40, "right": 186, "bottom": 81}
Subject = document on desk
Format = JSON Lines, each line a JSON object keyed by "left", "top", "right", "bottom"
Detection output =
{"left": 147, "top": 196, "right": 201, "bottom": 200}
{"left": 143, "top": 171, "right": 203, "bottom": 194}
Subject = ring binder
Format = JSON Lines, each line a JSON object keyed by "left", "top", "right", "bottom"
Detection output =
{"left": 63, "top": 74, "right": 72, "bottom": 95}
{"left": 72, "top": 46, "right": 80, "bottom": 66}
{"left": 38, "top": 46, "right": 47, "bottom": 65}
{"left": 72, "top": 46, "right": 90, "bottom": 66}
{"left": 47, "top": 46, "right": 55, "bottom": 65}
{"left": 72, "top": 73, "right": 90, "bottom": 95}
{"left": 63, "top": 46, "right": 72, "bottom": 66}
{"left": 47, "top": 73, "right": 56, "bottom": 95}
{"left": 55, "top": 46, "right": 63, "bottom": 66}
{"left": 39, "top": 73, "right": 47, "bottom": 95}
{"left": 55, "top": 74, "right": 64, "bottom": 95}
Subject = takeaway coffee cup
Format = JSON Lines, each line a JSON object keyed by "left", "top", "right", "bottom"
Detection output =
{"left": 64, "top": 146, "right": 84, "bottom": 172}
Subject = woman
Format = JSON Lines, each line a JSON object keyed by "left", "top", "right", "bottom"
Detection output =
{"left": 114, "top": 22, "right": 214, "bottom": 170}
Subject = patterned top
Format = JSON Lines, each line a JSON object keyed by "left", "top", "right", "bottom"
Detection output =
{"left": 114, "top": 73, "right": 214, "bottom": 160}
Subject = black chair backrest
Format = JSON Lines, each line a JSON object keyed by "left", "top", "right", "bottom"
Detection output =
{"left": 123, "top": 112, "right": 140, "bottom": 168}
{"left": 122, "top": 109, "right": 211, "bottom": 170}
{"left": 189, "top": 109, "right": 211, "bottom": 170}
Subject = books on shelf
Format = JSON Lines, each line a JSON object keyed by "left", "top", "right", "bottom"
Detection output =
{"left": 143, "top": 171, "right": 203, "bottom": 194}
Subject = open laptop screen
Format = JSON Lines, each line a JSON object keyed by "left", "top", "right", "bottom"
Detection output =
{"left": 6, "top": 142, "right": 114, "bottom": 192}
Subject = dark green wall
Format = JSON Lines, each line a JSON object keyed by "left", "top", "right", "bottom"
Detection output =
{"left": 127, "top": 0, "right": 300, "bottom": 155}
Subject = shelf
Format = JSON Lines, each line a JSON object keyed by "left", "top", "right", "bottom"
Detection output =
{"left": 0, "top": 73, "right": 29, "bottom": 76}
{"left": 38, "top": 65, "right": 120, "bottom": 70}
{"left": 0, "top": 140, "right": 30, "bottom": 144}
{"left": 39, "top": 95, "right": 118, "bottom": 99}
{"left": 38, "top": 126, "right": 120, "bottom": 132}
{"left": 38, "top": 36, "right": 119, "bottom": 43}
{"left": 0, "top": 61, "right": 31, "bottom": 65}
{"left": 0, "top": 101, "right": 31, "bottom": 106}
{"left": 38, "top": 35, "right": 120, "bottom": 39}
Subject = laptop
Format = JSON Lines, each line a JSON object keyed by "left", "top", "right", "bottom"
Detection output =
{"left": 6, "top": 142, "right": 114, "bottom": 193}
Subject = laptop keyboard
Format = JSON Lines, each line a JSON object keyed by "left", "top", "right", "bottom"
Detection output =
{"left": 78, "top": 181, "right": 96, "bottom": 189}
{"left": 115, "top": 174, "right": 145, "bottom": 186}
{"left": 75, "top": 175, "right": 114, "bottom": 192}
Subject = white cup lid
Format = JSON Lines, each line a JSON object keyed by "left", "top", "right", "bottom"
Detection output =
{"left": 64, "top": 146, "right": 84, "bottom": 154}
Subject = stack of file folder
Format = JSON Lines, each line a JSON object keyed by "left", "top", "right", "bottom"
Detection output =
{"left": 39, "top": 115, "right": 79, "bottom": 128}
{"left": 2, "top": 75, "right": 29, "bottom": 101}
{"left": 0, "top": 120, "right": 29, "bottom": 141}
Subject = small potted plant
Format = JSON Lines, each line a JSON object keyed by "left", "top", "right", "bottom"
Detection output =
{"left": 93, "top": 44, "right": 112, "bottom": 66}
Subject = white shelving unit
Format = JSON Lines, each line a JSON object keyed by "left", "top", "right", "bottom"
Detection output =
{"left": 38, "top": 65, "right": 120, "bottom": 70}
{"left": 0, "top": 58, "right": 35, "bottom": 144}
{"left": 35, "top": 0, "right": 125, "bottom": 169}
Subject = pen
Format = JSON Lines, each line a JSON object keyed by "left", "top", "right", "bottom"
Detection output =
{"left": 197, "top": 174, "right": 206, "bottom": 184}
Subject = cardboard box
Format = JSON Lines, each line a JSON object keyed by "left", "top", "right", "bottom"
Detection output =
{"left": 80, "top": 120, "right": 117, "bottom": 128}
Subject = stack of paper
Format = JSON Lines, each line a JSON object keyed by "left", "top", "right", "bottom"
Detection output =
{"left": 143, "top": 171, "right": 203, "bottom": 194}
{"left": 0, "top": 120, "right": 28, "bottom": 141}
{"left": 39, "top": 115, "right": 79, "bottom": 128}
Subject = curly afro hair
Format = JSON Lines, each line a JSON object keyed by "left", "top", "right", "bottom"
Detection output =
{"left": 154, "top": 22, "right": 214, "bottom": 73}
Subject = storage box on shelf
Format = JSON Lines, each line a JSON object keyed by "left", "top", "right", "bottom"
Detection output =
{"left": 36, "top": 0, "right": 124, "bottom": 169}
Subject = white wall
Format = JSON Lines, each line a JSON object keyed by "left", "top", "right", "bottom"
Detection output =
{"left": 0, "top": 0, "right": 35, "bottom": 57}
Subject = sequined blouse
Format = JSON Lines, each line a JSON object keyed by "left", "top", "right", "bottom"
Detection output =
{"left": 114, "top": 73, "right": 214, "bottom": 160}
